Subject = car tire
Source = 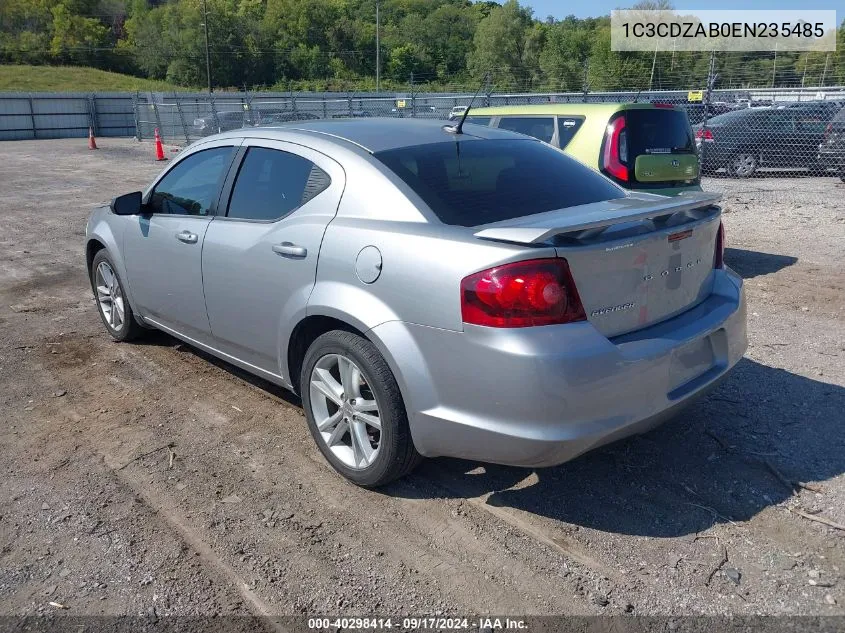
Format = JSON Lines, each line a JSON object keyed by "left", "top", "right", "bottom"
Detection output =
{"left": 840, "top": 172, "right": 845, "bottom": 184}
{"left": 90, "top": 250, "right": 143, "bottom": 342}
{"left": 301, "top": 330, "right": 422, "bottom": 487}
{"left": 727, "top": 152, "right": 758, "bottom": 178}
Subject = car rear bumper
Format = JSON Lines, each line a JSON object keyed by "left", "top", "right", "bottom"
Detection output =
{"left": 628, "top": 183, "right": 702, "bottom": 196}
{"left": 370, "top": 267, "right": 746, "bottom": 468}
{"left": 817, "top": 146, "right": 845, "bottom": 170}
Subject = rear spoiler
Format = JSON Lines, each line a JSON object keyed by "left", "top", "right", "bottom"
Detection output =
{"left": 473, "top": 191, "right": 722, "bottom": 245}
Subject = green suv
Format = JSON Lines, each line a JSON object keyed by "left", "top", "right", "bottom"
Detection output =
{"left": 466, "top": 103, "right": 702, "bottom": 195}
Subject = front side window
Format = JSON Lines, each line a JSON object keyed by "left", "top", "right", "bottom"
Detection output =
{"left": 226, "top": 147, "right": 330, "bottom": 221}
{"left": 375, "top": 139, "right": 624, "bottom": 227}
{"left": 148, "top": 146, "right": 233, "bottom": 216}
{"left": 497, "top": 117, "right": 555, "bottom": 143}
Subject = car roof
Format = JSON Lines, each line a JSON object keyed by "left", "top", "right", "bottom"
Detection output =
{"left": 469, "top": 102, "right": 685, "bottom": 116}
{"left": 234, "top": 117, "right": 526, "bottom": 153}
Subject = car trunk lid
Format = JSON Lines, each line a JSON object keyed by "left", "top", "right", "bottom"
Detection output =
{"left": 474, "top": 192, "right": 721, "bottom": 337}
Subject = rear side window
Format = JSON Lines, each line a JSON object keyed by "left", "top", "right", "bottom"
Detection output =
{"left": 149, "top": 146, "right": 233, "bottom": 216}
{"left": 375, "top": 139, "right": 623, "bottom": 227}
{"left": 557, "top": 117, "right": 584, "bottom": 149}
{"left": 465, "top": 116, "right": 491, "bottom": 127}
{"left": 497, "top": 117, "right": 555, "bottom": 143}
{"left": 226, "top": 147, "right": 330, "bottom": 221}
{"left": 768, "top": 110, "right": 795, "bottom": 132}
{"left": 833, "top": 106, "right": 845, "bottom": 122}
{"left": 626, "top": 109, "right": 695, "bottom": 156}
{"left": 794, "top": 107, "right": 833, "bottom": 133}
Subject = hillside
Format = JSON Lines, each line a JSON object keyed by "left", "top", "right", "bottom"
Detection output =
{"left": 0, "top": 65, "right": 188, "bottom": 93}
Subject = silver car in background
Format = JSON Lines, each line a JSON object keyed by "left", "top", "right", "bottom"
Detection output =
{"left": 85, "top": 119, "right": 747, "bottom": 487}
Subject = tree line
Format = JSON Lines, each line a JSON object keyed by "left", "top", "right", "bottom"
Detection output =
{"left": 1, "top": 0, "right": 843, "bottom": 92}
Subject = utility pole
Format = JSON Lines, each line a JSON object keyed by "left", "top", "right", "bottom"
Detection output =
{"left": 202, "top": 0, "right": 212, "bottom": 93}
{"left": 701, "top": 50, "right": 717, "bottom": 132}
{"left": 820, "top": 52, "right": 830, "bottom": 87}
{"left": 670, "top": 38, "right": 676, "bottom": 71}
{"left": 582, "top": 59, "right": 589, "bottom": 96}
{"left": 771, "top": 43, "right": 777, "bottom": 89}
{"left": 649, "top": 41, "right": 658, "bottom": 91}
{"left": 800, "top": 54, "right": 809, "bottom": 99}
{"left": 375, "top": 0, "right": 380, "bottom": 94}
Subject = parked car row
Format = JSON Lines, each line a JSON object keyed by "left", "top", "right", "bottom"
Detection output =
{"left": 450, "top": 100, "right": 844, "bottom": 181}
{"left": 694, "top": 101, "right": 845, "bottom": 177}
{"left": 189, "top": 97, "right": 845, "bottom": 180}
{"left": 192, "top": 108, "right": 343, "bottom": 135}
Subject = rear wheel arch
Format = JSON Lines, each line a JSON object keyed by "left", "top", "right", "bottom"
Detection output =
{"left": 285, "top": 314, "right": 415, "bottom": 419}
{"left": 286, "top": 315, "right": 368, "bottom": 396}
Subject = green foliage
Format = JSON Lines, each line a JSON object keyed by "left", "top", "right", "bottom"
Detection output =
{"left": 0, "top": 63, "right": 188, "bottom": 90}
{"left": 0, "top": 0, "right": 842, "bottom": 91}
{"left": 468, "top": 0, "right": 538, "bottom": 89}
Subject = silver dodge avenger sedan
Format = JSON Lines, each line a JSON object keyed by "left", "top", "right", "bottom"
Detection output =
{"left": 86, "top": 118, "right": 747, "bottom": 487}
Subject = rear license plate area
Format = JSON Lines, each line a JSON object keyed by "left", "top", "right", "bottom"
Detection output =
{"left": 669, "top": 335, "right": 715, "bottom": 393}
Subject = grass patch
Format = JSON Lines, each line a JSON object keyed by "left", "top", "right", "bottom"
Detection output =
{"left": 0, "top": 65, "right": 191, "bottom": 92}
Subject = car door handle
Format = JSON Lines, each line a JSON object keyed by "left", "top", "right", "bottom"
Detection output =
{"left": 272, "top": 242, "right": 307, "bottom": 258}
{"left": 176, "top": 230, "right": 198, "bottom": 244}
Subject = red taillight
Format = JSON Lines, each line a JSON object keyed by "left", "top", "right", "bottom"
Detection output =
{"left": 695, "top": 128, "right": 714, "bottom": 142}
{"left": 602, "top": 116, "right": 628, "bottom": 181}
{"left": 823, "top": 123, "right": 832, "bottom": 140}
{"left": 652, "top": 102, "right": 674, "bottom": 109}
{"left": 714, "top": 221, "right": 726, "bottom": 269}
{"left": 461, "top": 258, "right": 586, "bottom": 328}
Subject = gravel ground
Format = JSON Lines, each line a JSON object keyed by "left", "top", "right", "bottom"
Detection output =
{"left": 0, "top": 138, "right": 843, "bottom": 620}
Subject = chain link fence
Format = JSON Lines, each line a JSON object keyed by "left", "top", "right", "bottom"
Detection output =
{"left": 136, "top": 81, "right": 845, "bottom": 185}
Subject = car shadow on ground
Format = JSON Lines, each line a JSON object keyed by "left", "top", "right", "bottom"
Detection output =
{"left": 393, "top": 358, "right": 844, "bottom": 538}
{"left": 134, "top": 329, "right": 302, "bottom": 408}
{"left": 724, "top": 247, "right": 797, "bottom": 279}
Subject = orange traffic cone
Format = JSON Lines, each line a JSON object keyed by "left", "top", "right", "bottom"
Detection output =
{"left": 154, "top": 128, "right": 167, "bottom": 161}
{"left": 88, "top": 127, "right": 98, "bottom": 150}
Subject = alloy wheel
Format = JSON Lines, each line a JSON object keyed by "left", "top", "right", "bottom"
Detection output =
{"left": 731, "top": 153, "right": 756, "bottom": 177}
{"left": 309, "top": 353, "right": 382, "bottom": 470}
{"left": 95, "top": 261, "right": 125, "bottom": 331}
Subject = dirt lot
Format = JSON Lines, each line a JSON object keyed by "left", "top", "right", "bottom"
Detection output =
{"left": 0, "top": 138, "right": 843, "bottom": 620}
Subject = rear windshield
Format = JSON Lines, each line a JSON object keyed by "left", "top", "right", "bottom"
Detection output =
{"left": 374, "top": 139, "right": 624, "bottom": 227}
{"left": 626, "top": 109, "right": 695, "bottom": 155}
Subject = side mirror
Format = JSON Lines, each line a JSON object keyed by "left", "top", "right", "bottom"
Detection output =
{"left": 111, "top": 191, "right": 143, "bottom": 215}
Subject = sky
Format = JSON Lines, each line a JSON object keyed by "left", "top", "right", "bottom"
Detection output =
{"left": 522, "top": 0, "right": 842, "bottom": 20}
